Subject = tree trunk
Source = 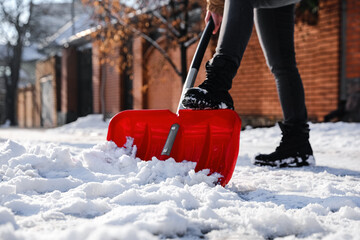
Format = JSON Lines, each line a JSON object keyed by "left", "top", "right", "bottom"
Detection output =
{"left": 6, "top": 81, "right": 17, "bottom": 126}
{"left": 7, "top": 41, "right": 23, "bottom": 126}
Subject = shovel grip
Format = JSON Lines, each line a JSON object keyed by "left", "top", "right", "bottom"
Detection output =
{"left": 161, "top": 123, "right": 180, "bottom": 156}
{"left": 190, "top": 17, "right": 215, "bottom": 71}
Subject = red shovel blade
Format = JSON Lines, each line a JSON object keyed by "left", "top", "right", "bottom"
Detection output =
{"left": 107, "top": 109, "right": 241, "bottom": 186}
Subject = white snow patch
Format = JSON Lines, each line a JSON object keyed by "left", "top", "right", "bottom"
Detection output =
{"left": 0, "top": 115, "right": 360, "bottom": 239}
{"left": 0, "top": 207, "right": 18, "bottom": 229}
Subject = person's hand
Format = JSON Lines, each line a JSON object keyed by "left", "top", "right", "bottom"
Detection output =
{"left": 205, "top": 10, "right": 222, "bottom": 34}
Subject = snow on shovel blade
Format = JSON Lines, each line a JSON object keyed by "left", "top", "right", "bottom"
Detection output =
{"left": 107, "top": 109, "right": 241, "bottom": 186}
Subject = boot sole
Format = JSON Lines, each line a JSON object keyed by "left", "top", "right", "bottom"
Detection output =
{"left": 254, "top": 155, "right": 315, "bottom": 168}
{"left": 182, "top": 96, "right": 233, "bottom": 110}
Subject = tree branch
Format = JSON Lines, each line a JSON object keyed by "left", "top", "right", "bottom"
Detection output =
{"left": 0, "top": 1, "right": 16, "bottom": 25}
{"left": 118, "top": 18, "right": 182, "bottom": 77}
{"left": 24, "top": 0, "right": 34, "bottom": 29}
{"left": 152, "top": 11, "right": 181, "bottom": 38}
{"left": 184, "top": 32, "right": 201, "bottom": 48}
{"left": 99, "top": 2, "right": 182, "bottom": 77}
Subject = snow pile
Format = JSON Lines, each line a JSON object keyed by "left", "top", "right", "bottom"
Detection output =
{"left": 1, "top": 115, "right": 360, "bottom": 239}
{"left": 48, "top": 114, "right": 109, "bottom": 136}
{"left": 0, "top": 120, "right": 10, "bottom": 128}
{"left": 0, "top": 140, "right": 223, "bottom": 239}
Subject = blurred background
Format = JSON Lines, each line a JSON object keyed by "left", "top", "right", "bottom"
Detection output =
{"left": 0, "top": 0, "right": 359, "bottom": 128}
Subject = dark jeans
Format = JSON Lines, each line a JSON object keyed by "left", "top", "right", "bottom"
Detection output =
{"left": 213, "top": 0, "right": 307, "bottom": 125}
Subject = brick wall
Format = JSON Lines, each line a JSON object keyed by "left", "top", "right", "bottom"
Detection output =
{"left": 133, "top": 0, "right": 342, "bottom": 124}
{"left": 144, "top": 40, "right": 182, "bottom": 111}
{"left": 17, "top": 85, "right": 36, "bottom": 128}
{"left": 17, "top": 88, "right": 25, "bottom": 128}
{"left": 232, "top": 0, "right": 341, "bottom": 124}
{"left": 143, "top": 37, "right": 215, "bottom": 112}
{"left": 96, "top": 0, "right": 358, "bottom": 124}
{"left": 92, "top": 41, "right": 123, "bottom": 117}
{"left": 345, "top": 0, "right": 360, "bottom": 121}
{"left": 25, "top": 87, "right": 35, "bottom": 127}
{"left": 92, "top": 42, "right": 101, "bottom": 113}
{"left": 133, "top": 37, "right": 145, "bottom": 109}
{"left": 61, "top": 47, "right": 78, "bottom": 123}
{"left": 346, "top": 0, "right": 360, "bottom": 80}
{"left": 301, "top": 0, "right": 340, "bottom": 121}
{"left": 104, "top": 61, "right": 121, "bottom": 115}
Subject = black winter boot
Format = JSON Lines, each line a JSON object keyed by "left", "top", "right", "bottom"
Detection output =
{"left": 253, "top": 122, "right": 315, "bottom": 168}
{"left": 182, "top": 56, "right": 237, "bottom": 110}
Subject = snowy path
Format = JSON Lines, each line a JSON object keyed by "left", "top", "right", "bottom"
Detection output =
{"left": 1, "top": 115, "right": 360, "bottom": 239}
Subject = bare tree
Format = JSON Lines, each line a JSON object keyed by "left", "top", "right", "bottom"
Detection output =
{"left": 0, "top": 0, "right": 35, "bottom": 126}
{"left": 0, "top": 0, "right": 72, "bottom": 126}
{"left": 82, "top": 0, "right": 205, "bottom": 85}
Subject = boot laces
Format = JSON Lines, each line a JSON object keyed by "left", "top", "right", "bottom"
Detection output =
{"left": 276, "top": 128, "right": 291, "bottom": 152}
{"left": 275, "top": 122, "right": 310, "bottom": 152}
{"left": 199, "top": 62, "right": 218, "bottom": 90}
{"left": 206, "top": 62, "right": 217, "bottom": 79}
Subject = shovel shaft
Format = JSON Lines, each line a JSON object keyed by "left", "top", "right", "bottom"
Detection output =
{"left": 189, "top": 17, "right": 215, "bottom": 72}
{"left": 177, "top": 17, "right": 215, "bottom": 114}
{"left": 162, "top": 18, "right": 215, "bottom": 158}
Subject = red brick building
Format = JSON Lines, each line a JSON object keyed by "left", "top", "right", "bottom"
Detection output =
{"left": 117, "top": 0, "right": 358, "bottom": 125}
{"left": 19, "top": 0, "right": 360, "bottom": 128}
{"left": 232, "top": 0, "right": 343, "bottom": 125}
{"left": 344, "top": 0, "right": 360, "bottom": 121}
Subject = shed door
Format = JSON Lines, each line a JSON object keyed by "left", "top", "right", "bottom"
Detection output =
{"left": 40, "top": 75, "right": 54, "bottom": 127}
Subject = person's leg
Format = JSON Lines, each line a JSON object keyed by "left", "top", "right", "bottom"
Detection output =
{"left": 255, "top": 4, "right": 307, "bottom": 124}
{"left": 253, "top": 4, "right": 314, "bottom": 167}
{"left": 182, "top": 0, "right": 254, "bottom": 110}
{"left": 214, "top": 0, "right": 254, "bottom": 68}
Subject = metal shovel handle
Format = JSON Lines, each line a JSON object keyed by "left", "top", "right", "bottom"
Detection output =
{"left": 176, "top": 17, "right": 215, "bottom": 114}
{"left": 162, "top": 17, "right": 215, "bottom": 157}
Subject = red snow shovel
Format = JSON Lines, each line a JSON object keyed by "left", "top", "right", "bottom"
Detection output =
{"left": 107, "top": 18, "right": 241, "bottom": 186}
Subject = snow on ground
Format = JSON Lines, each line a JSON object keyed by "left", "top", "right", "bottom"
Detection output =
{"left": 0, "top": 114, "right": 360, "bottom": 240}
